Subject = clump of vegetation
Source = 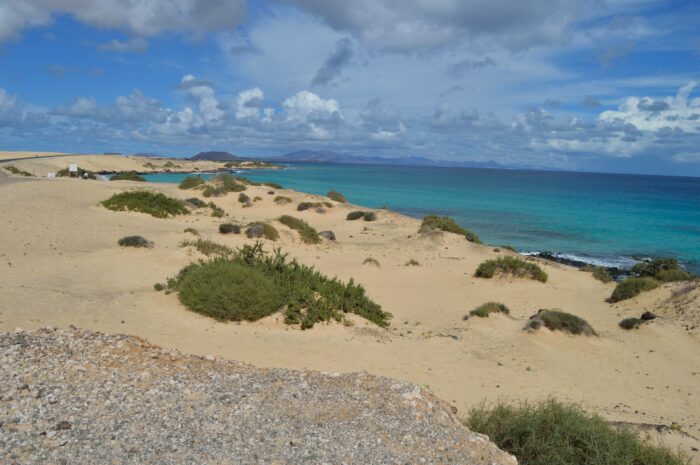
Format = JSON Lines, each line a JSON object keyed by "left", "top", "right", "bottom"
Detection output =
{"left": 327, "top": 190, "right": 348, "bottom": 203}
{"left": 186, "top": 197, "right": 207, "bottom": 208}
{"left": 608, "top": 277, "right": 660, "bottom": 303}
{"left": 219, "top": 223, "right": 241, "bottom": 234}
{"left": 118, "top": 235, "right": 154, "bottom": 248}
{"left": 278, "top": 215, "right": 321, "bottom": 244}
{"left": 524, "top": 309, "right": 596, "bottom": 336}
{"left": 363, "top": 211, "right": 377, "bottom": 221}
{"left": 274, "top": 196, "right": 292, "bottom": 205}
{"left": 420, "top": 215, "right": 481, "bottom": 243}
{"left": 297, "top": 201, "right": 332, "bottom": 211}
{"left": 631, "top": 257, "right": 694, "bottom": 282}
{"left": 500, "top": 245, "right": 517, "bottom": 252}
{"left": 56, "top": 167, "right": 96, "bottom": 179}
{"left": 101, "top": 191, "right": 188, "bottom": 218}
{"left": 363, "top": 257, "right": 380, "bottom": 266}
{"left": 179, "top": 176, "right": 205, "bottom": 190}
{"left": 208, "top": 202, "right": 225, "bottom": 218}
{"left": 581, "top": 264, "right": 613, "bottom": 283}
{"left": 405, "top": 259, "right": 420, "bottom": 266}
{"left": 245, "top": 222, "right": 279, "bottom": 241}
{"left": 475, "top": 256, "right": 548, "bottom": 283}
{"left": 184, "top": 227, "right": 199, "bottom": 236}
{"left": 165, "top": 243, "right": 390, "bottom": 329}
{"left": 470, "top": 302, "right": 510, "bottom": 318}
{"left": 202, "top": 174, "right": 247, "bottom": 197}
{"left": 265, "top": 182, "right": 284, "bottom": 189}
{"left": 619, "top": 317, "right": 643, "bottom": 330}
{"left": 238, "top": 193, "right": 251, "bottom": 203}
{"left": 253, "top": 196, "right": 262, "bottom": 202}
{"left": 180, "top": 239, "right": 233, "bottom": 257}
{"left": 153, "top": 283, "right": 165, "bottom": 291}
{"left": 346, "top": 210, "right": 366, "bottom": 220}
{"left": 4, "top": 165, "right": 32, "bottom": 176}
{"left": 110, "top": 171, "right": 145, "bottom": 182}
{"left": 465, "top": 399, "right": 686, "bottom": 465}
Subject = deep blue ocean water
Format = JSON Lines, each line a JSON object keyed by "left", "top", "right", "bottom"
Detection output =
{"left": 142, "top": 164, "right": 700, "bottom": 273}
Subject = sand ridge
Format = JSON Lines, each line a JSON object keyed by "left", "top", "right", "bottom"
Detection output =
{"left": 0, "top": 171, "right": 698, "bottom": 461}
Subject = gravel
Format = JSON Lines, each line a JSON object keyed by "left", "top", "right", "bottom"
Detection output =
{"left": 0, "top": 327, "right": 516, "bottom": 465}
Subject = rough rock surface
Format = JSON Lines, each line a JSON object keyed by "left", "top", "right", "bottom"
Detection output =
{"left": 0, "top": 327, "right": 516, "bottom": 465}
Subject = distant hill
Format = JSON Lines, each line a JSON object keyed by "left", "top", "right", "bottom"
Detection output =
{"left": 132, "top": 152, "right": 164, "bottom": 158}
{"left": 272, "top": 150, "right": 508, "bottom": 169}
{"left": 190, "top": 151, "right": 239, "bottom": 161}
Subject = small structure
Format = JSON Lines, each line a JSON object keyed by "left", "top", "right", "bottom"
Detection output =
{"left": 47, "top": 172, "right": 56, "bottom": 178}
{"left": 68, "top": 164, "right": 78, "bottom": 178}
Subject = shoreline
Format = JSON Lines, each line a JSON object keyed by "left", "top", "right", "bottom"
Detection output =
{"left": 1, "top": 158, "right": 699, "bottom": 461}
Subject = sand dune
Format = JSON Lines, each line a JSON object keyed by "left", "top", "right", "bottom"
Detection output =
{"left": 0, "top": 171, "right": 698, "bottom": 461}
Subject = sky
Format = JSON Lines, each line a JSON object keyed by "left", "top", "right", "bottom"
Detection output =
{"left": 1, "top": 0, "right": 700, "bottom": 176}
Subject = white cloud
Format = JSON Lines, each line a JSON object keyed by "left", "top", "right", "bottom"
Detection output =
{"left": 96, "top": 37, "right": 148, "bottom": 53}
{"left": 180, "top": 75, "right": 224, "bottom": 123}
{"left": 282, "top": 90, "right": 341, "bottom": 121}
{"left": 236, "top": 87, "right": 265, "bottom": 119}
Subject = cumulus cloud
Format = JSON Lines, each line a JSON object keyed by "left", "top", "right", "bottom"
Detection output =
{"left": 311, "top": 38, "right": 354, "bottom": 86}
{"left": 179, "top": 75, "right": 224, "bottom": 123}
{"left": 0, "top": 0, "right": 246, "bottom": 43}
{"left": 282, "top": 90, "right": 341, "bottom": 121}
{"left": 235, "top": 87, "right": 265, "bottom": 119}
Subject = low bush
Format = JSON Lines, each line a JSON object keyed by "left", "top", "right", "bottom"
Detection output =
{"left": 219, "top": 223, "right": 241, "bottom": 234}
{"left": 118, "top": 235, "right": 154, "bottom": 248}
{"left": 608, "top": 277, "right": 660, "bottom": 303}
{"left": 238, "top": 193, "right": 250, "bottom": 203}
{"left": 56, "top": 167, "right": 96, "bottom": 179}
{"left": 363, "top": 211, "right": 377, "bottom": 221}
{"left": 183, "top": 228, "right": 199, "bottom": 236}
{"left": 465, "top": 399, "right": 685, "bottom": 465}
{"left": 166, "top": 243, "right": 390, "bottom": 329}
{"left": 581, "top": 265, "right": 613, "bottom": 283}
{"left": 470, "top": 302, "right": 510, "bottom": 318}
{"left": 405, "top": 259, "right": 420, "bottom": 266}
{"left": 363, "top": 257, "right": 380, "bottom": 266}
{"left": 278, "top": 215, "right": 321, "bottom": 244}
{"left": 180, "top": 239, "right": 233, "bottom": 257}
{"left": 245, "top": 223, "right": 279, "bottom": 241}
{"left": 264, "top": 182, "right": 284, "bottom": 189}
{"left": 346, "top": 210, "right": 365, "bottom": 220}
{"left": 631, "top": 257, "right": 694, "bottom": 282}
{"left": 202, "top": 174, "right": 247, "bottom": 197}
{"left": 327, "top": 190, "right": 348, "bottom": 203}
{"left": 4, "top": 165, "right": 32, "bottom": 176}
{"left": 475, "top": 256, "right": 548, "bottom": 283}
{"left": 420, "top": 215, "right": 481, "bottom": 243}
{"left": 208, "top": 202, "right": 225, "bottom": 218}
{"left": 274, "top": 196, "right": 292, "bottom": 205}
{"left": 101, "top": 191, "right": 188, "bottom": 218}
{"left": 110, "top": 171, "right": 145, "bottom": 182}
{"left": 178, "top": 176, "right": 205, "bottom": 190}
{"left": 186, "top": 197, "right": 207, "bottom": 208}
{"left": 524, "top": 309, "right": 596, "bottom": 336}
{"left": 619, "top": 317, "right": 643, "bottom": 330}
{"left": 500, "top": 245, "right": 517, "bottom": 252}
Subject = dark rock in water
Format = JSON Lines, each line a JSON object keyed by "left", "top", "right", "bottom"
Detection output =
{"left": 319, "top": 230, "right": 336, "bottom": 241}
{"left": 530, "top": 252, "right": 627, "bottom": 280}
{"left": 246, "top": 224, "right": 264, "bottom": 239}
{"left": 640, "top": 311, "right": 657, "bottom": 321}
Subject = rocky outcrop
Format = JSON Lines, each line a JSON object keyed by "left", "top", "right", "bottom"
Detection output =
{"left": 0, "top": 327, "right": 516, "bottom": 465}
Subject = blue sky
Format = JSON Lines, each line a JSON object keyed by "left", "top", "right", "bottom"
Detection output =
{"left": 1, "top": 0, "right": 699, "bottom": 176}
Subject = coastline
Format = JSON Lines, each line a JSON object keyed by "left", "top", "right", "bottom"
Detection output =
{"left": 1, "top": 157, "right": 699, "bottom": 461}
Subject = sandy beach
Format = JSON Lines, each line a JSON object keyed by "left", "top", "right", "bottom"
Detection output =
{"left": 1, "top": 155, "right": 699, "bottom": 461}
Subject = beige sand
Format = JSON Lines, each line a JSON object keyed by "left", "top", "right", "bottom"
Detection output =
{"left": 1, "top": 168, "right": 698, "bottom": 461}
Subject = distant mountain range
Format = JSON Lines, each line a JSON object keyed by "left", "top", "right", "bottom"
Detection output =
{"left": 190, "top": 151, "right": 240, "bottom": 161}
{"left": 270, "top": 150, "right": 508, "bottom": 169}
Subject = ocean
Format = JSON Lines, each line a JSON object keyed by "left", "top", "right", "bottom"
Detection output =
{"left": 142, "top": 164, "right": 700, "bottom": 273}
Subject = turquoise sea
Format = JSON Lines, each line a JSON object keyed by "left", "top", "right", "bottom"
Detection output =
{"left": 142, "top": 164, "right": 700, "bottom": 273}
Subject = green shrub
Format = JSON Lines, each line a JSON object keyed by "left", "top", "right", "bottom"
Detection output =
{"left": 346, "top": 210, "right": 365, "bottom": 220}
{"left": 363, "top": 211, "right": 377, "bottom": 221}
{"left": 405, "top": 259, "right": 420, "bottom": 266}
{"left": 327, "top": 190, "right": 348, "bottom": 203}
{"left": 245, "top": 223, "right": 279, "bottom": 241}
{"left": 465, "top": 400, "right": 685, "bottom": 465}
{"left": 219, "top": 223, "right": 241, "bottom": 234}
{"left": 278, "top": 215, "right": 321, "bottom": 244}
{"left": 265, "top": 182, "right": 284, "bottom": 189}
{"left": 524, "top": 309, "right": 596, "bottom": 336}
{"left": 631, "top": 257, "right": 694, "bottom": 282}
{"left": 184, "top": 228, "right": 199, "bottom": 236}
{"left": 101, "top": 191, "right": 188, "bottom": 218}
{"left": 581, "top": 265, "right": 613, "bottom": 283}
{"left": 608, "top": 277, "right": 660, "bottom": 303}
{"left": 274, "top": 196, "right": 292, "bottom": 205}
{"left": 475, "top": 256, "right": 548, "bottom": 283}
{"left": 238, "top": 193, "right": 251, "bottom": 203}
{"left": 619, "top": 317, "right": 643, "bottom": 330}
{"left": 110, "top": 171, "right": 145, "bottom": 182}
{"left": 117, "top": 235, "right": 154, "bottom": 248}
{"left": 202, "top": 174, "right": 247, "bottom": 197}
{"left": 186, "top": 197, "right": 207, "bottom": 208}
{"left": 297, "top": 201, "right": 321, "bottom": 211}
{"left": 180, "top": 239, "right": 233, "bottom": 257}
{"left": 179, "top": 176, "right": 205, "bottom": 190}
{"left": 176, "top": 262, "right": 283, "bottom": 322}
{"left": 153, "top": 283, "right": 164, "bottom": 291}
{"left": 363, "top": 257, "right": 380, "bottom": 266}
{"left": 656, "top": 268, "right": 694, "bottom": 282}
{"left": 167, "top": 243, "right": 390, "bottom": 329}
{"left": 4, "top": 165, "right": 32, "bottom": 176}
{"left": 500, "top": 245, "right": 517, "bottom": 252}
{"left": 56, "top": 167, "right": 96, "bottom": 179}
{"left": 470, "top": 302, "right": 510, "bottom": 318}
{"left": 420, "top": 215, "right": 481, "bottom": 243}
{"left": 209, "top": 202, "right": 225, "bottom": 217}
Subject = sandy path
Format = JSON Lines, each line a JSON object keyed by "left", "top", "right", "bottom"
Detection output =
{"left": 1, "top": 176, "right": 698, "bottom": 461}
